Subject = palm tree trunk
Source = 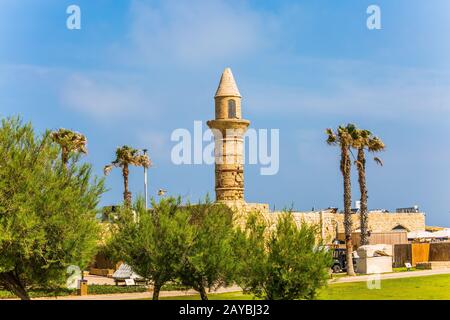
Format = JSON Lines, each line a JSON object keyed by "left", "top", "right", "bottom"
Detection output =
{"left": 357, "top": 148, "right": 369, "bottom": 246}
{"left": 341, "top": 145, "right": 356, "bottom": 276}
{"left": 122, "top": 164, "right": 131, "bottom": 206}
{"left": 62, "top": 147, "right": 69, "bottom": 169}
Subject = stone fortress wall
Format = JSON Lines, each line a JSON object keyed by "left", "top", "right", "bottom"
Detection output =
{"left": 227, "top": 201, "right": 425, "bottom": 244}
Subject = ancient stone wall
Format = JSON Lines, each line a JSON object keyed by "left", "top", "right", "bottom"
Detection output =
{"left": 332, "top": 211, "right": 426, "bottom": 234}
{"left": 231, "top": 202, "right": 425, "bottom": 244}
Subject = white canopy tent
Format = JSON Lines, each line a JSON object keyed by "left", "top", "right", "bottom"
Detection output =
{"left": 431, "top": 229, "right": 450, "bottom": 239}
{"left": 407, "top": 230, "right": 435, "bottom": 239}
{"left": 407, "top": 229, "right": 450, "bottom": 240}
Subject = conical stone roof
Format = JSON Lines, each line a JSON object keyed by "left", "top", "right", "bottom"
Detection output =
{"left": 215, "top": 68, "right": 241, "bottom": 98}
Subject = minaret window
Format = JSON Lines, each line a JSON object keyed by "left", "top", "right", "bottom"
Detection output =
{"left": 228, "top": 99, "right": 237, "bottom": 118}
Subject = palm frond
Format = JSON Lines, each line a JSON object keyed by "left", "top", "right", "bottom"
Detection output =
{"left": 325, "top": 128, "right": 337, "bottom": 145}
{"left": 51, "top": 128, "right": 88, "bottom": 155}
{"left": 104, "top": 164, "right": 114, "bottom": 175}
{"left": 373, "top": 157, "right": 383, "bottom": 166}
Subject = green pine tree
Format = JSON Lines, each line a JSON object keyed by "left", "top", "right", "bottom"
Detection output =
{"left": 0, "top": 117, "right": 105, "bottom": 300}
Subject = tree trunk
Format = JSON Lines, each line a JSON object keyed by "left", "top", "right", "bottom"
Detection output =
{"left": 357, "top": 148, "right": 369, "bottom": 246}
{"left": 199, "top": 285, "right": 208, "bottom": 301}
{"left": 152, "top": 282, "right": 162, "bottom": 300}
{"left": 341, "top": 145, "right": 356, "bottom": 276}
{"left": 62, "top": 147, "right": 69, "bottom": 169}
{"left": 0, "top": 272, "right": 30, "bottom": 300}
{"left": 122, "top": 164, "right": 132, "bottom": 207}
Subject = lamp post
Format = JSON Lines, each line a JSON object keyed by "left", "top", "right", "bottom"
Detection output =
{"left": 143, "top": 149, "right": 148, "bottom": 210}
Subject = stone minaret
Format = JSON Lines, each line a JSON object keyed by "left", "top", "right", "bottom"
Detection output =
{"left": 207, "top": 68, "right": 250, "bottom": 203}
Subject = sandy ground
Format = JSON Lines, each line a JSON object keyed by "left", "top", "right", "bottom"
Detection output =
{"left": 32, "top": 285, "right": 242, "bottom": 301}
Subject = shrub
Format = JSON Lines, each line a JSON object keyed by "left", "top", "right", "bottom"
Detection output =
{"left": 235, "top": 212, "right": 332, "bottom": 300}
{"left": 178, "top": 198, "right": 236, "bottom": 300}
{"left": 108, "top": 197, "right": 193, "bottom": 300}
{"left": 0, "top": 117, "right": 105, "bottom": 300}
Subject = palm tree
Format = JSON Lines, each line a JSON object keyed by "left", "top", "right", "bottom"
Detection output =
{"left": 326, "top": 124, "right": 357, "bottom": 276}
{"left": 50, "top": 128, "right": 88, "bottom": 168}
{"left": 352, "top": 129, "right": 385, "bottom": 246}
{"left": 104, "top": 145, "right": 151, "bottom": 207}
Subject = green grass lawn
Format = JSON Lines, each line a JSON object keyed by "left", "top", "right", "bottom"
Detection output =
{"left": 319, "top": 274, "right": 450, "bottom": 300}
{"left": 161, "top": 274, "right": 450, "bottom": 300}
{"left": 393, "top": 267, "right": 417, "bottom": 272}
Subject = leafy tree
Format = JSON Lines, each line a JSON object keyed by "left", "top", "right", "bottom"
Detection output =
{"left": 179, "top": 198, "right": 236, "bottom": 300}
{"left": 0, "top": 117, "right": 105, "bottom": 299}
{"left": 104, "top": 146, "right": 151, "bottom": 207}
{"left": 108, "top": 197, "right": 193, "bottom": 300}
{"left": 326, "top": 124, "right": 357, "bottom": 276}
{"left": 235, "top": 212, "right": 332, "bottom": 300}
{"left": 50, "top": 128, "right": 87, "bottom": 168}
{"left": 351, "top": 129, "right": 385, "bottom": 246}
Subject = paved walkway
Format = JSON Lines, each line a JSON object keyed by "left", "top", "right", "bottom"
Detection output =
{"left": 329, "top": 268, "right": 450, "bottom": 284}
{"left": 33, "top": 285, "right": 242, "bottom": 301}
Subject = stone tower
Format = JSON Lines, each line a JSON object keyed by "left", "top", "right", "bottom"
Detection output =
{"left": 207, "top": 68, "right": 250, "bottom": 203}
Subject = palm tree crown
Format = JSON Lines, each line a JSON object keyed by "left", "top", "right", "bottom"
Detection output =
{"left": 352, "top": 129, "right": 385, "bottom": 166}
{"left": 104, "top": 145, "right": 151, "bottom": 206}
{"left": 50, "top": 128, "right": 88, "bottom": 166}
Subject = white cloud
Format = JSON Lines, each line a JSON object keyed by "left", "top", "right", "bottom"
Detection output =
{"left": 127, "top": 0, "right": 271, "bottom": 67}
{"left": 137, "top": 130, "right": 170, "bottom": 161}
{"left": 60, "top": 73, "right": 147, "bottom": 121}
{"left": 245, "top": 63, "right": 450, "bottom": 123}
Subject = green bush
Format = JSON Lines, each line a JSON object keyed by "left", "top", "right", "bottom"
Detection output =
{"left": 108, "top": 197, "right": 194, "bottom": 300}
{"left": 234, "top": 212, "right": 332, "bottom": 300}
{"left": 87, "top": 285, "right": 147, "bottom": 295}
{"left": 0, "top": 117, "right": 105, "bottom": 300}
{"left": 109, "top": 196, "right": 237, "bottom": 300}
{"left": 178, "top": 198, "right": 236, "bottom": 300}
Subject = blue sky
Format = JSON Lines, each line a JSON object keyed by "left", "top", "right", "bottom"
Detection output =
{"left": 0, "top": 0, "right": 449, "bottom": 226}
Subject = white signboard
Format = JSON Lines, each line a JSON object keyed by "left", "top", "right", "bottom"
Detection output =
{"left": 125, "top": 279, "right": 135, "bottom": 286}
